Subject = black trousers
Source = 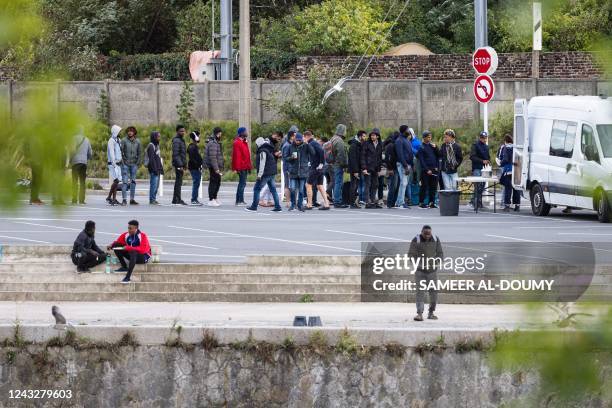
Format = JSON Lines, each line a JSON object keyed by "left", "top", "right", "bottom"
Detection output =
{"left": 173, "top": 168, "right": 184, "bottom": 203}
{"left": 419, "top": 172, "right": 438, "bottom": 204}
{"left": 501, "top": 174, "right": 521, "bottom": 205}
{"left": 72, "top": 164, "right": 87, "bottom": 203}
{"left": 208, "top": 168, "right": 221, "bottom": 200}
{"left": 114, "top": 249, "right": 145, "bottom": 280}
{"left": 349, "top": 174, "right": 360, "bottom": 205}
{"left": 364, "top": 173, "right": 379, "bottom": 204}
{"left": 71, "top": 251, "right": 105, "bottom": 270}
{"left": 30, "top": 165, "right": 42, "bottom": 201}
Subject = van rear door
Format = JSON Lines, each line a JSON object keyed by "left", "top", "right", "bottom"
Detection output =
{"left": 512, "top": 99, "right": 529, "bottom": 190}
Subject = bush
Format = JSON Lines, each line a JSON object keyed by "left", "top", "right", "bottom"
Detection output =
{"left": 103, "top": 53, "right": 190, "bottom": 81}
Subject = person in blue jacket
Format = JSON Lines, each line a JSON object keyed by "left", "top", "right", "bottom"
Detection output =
{"left": 417, "top": 130, "right": 440, "bottom": 208}
{"left": 394, "top": 127, "right": 414, "bottom": 209}
{"left": 499, "top": 134, "right": 520, "bottom": 212}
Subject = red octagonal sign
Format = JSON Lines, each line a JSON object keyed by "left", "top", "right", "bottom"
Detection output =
{"left": 472, "top": 47, "right": 498, "bottom": 75}
{"left": 473, "top": 75, "right": 495, "bottom": 103}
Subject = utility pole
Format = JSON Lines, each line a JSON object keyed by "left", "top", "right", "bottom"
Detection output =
{"left": 239, "top": 0, "right": 251, "bottom": 143}
{"left": 532, "top": 2, "right": 542, "bottom": 79}
{"left": 219, "top": 0, "right": 233, "bottom": 80}
{"left": 474, "top": 0, "right": 488, "bottom": 49}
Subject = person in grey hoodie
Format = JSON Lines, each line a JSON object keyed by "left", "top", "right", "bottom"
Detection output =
{"left": 106, "top": 125, "right": 122, "bottom": 205}
{"left": 120, "top": 126, "right": 142, "bottom": 205}
{"left": 330, "top": 124, "right": 348, "bottom": 208}
{"left": 70, "top": 127, "right": 92, "bottom": 205}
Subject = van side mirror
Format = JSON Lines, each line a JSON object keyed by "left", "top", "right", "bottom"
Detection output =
{"left": 584, "top": 145, "right": 599, "bottom": 162}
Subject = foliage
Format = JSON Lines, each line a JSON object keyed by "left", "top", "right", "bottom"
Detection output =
{"left": 96, "top": 89, "right": 110, "bottom": 125}
{"left": 103, "top": 52, "right": 190, "bottom": 80}
{"left": 251, "top": 13, "right": 298, "bottom": 79}
{"left": 176, "top": 81, "right": 195, "bottom": 128}
{"left": 291, "top": 0, "right": 391, "bottom": 56}
{"left": 174, "top": 0, "right": 213, "bottom": 52}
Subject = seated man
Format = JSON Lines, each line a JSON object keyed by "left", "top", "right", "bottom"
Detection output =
{"left": 107, "top": 219, "right": 152, "bottom": 284}
{"left": 71, "top": 220, "right": 105, "bottom": 273}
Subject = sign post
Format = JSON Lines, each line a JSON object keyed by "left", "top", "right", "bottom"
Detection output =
{"left": 472, "top": 46, "right": 498, "bottom": 133}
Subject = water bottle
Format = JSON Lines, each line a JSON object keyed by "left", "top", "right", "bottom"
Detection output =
{"left": 105, "top": 254, "right": 111, "bottom": 274}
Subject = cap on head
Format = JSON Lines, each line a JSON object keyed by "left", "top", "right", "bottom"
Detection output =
{"left": 288, "top": 125, "right": 299, "bottom": 134}
{"left": 295, "top": 133, "right": 304, "bottom": 142}
{"left": 370, "top": 128, "right": 381, "bottom": 137}
{"left": 237, "top": 127, "right": 247, "bottom": 136}
{"left": 335, "top": 124, "right": 347, "bottom": 137}
{"left": 422, "top": 130, "right": 432, "bottom": 138}
{"left": 399, "top": 124, "right": 409, "bottom": 134}
{"left": 479, "top": 131, "right": 489, "bottom": 138}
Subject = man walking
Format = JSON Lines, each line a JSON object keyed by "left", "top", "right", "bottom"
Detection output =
{"left": 232, "top": 127, "right": 252, "bottom": 206}
{"left": 304, "top": 131, "right": 330, "bottom": 210}
{"left": 120, "top": 126, "right": 142, "bottom": 206}
{"left": 145, "top": 131, "right": 163, "bottom": 205}
{"left": 348, "top": 130, "right": 366, "bottom": 208}
{"left": 440, "top": 129, "right": 462, "bottom": 191}
{"left": 107, "top": 220, "right": 152, "bottom": 284}
{"left": 395, "top": 127, "right": 414, "bottom": 209}
{"left": 245, "top": 137, "right": 282, "bottom": 212}
{"left": 470, "top": 131, "right": 491, "bottom": 209}
{"left": 409, "top": 225, "right": 443, "bottom": 321}
{"left": 205, "top": 127, "right": 224, "bottom": 206}
{"left": 71, "top": 220, "right": 105, "bottom": 273}
{"left": 361, "top": 128, "right": 383, "bottom": 209}
{"left": 285, "top": 133, "right": 313, "bottom": 212}
{"left": 70, "top": 127, "right": 92, "bottom": 205}
{"left": 330, "top": 124, "right": 348, "bottom": 208}
{"left": 187, "top": 131, "right": 204, "bottom": 206}
{"left": 171, "top": 125, "right": 188, "bottom": 205}
{"left": 417, "top": 130, "right": 440, "bottom": 209}
{"left": 282, "top": 130, "right": 296, "bottom": 205}
{"left": 106, "top": 125, "right": 122, "bottom": 206}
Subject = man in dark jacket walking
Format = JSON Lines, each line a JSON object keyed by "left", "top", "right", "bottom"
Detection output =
{"left": 409, "top": 225, "right": 443, "bottom": 321}
{"left": 440, "top": 129, "right": 463, "bottom": 191}
{"left": 187, "top": 131, "right": 204, "bottom": 206}
{"left": 71, "top": 220, "right": 105, "bottom": 273}
{"left": 395, "top": 128, "right": 414, "bottom": 208}
{"left": 171, "top": 125, "right": 188, "bottom": 205}
{"left": 205, "top": 127, "right": 224, "bottom": 206}
{"left": 348, "top": 131, "right": 366, "bottom": 208}
{"left": 285, "top": 133, "right": 313, "bottom": 212}
{"left": 470, "top": 131, "right": 491, "bottom": 209}
{"left": 417, "top": 131, "right": 440, "bottom": 208}
{"left": 146, "top": 131, "right": 163, "bottom": 205}
{"left": 246, "top": 137, "right": 282, "bottom": 212}
{"left": 361, "top": 128, "right": 383, "bottom": 208}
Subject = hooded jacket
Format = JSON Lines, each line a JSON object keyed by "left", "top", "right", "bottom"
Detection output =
{"left": 146, "top": 133, "right": 164, "bottom": 175}
{"left": 72, "top": 229, "right": 103, "bottom": 256}
{"left": 172, "top": 134, "right": 187, "bottom": 168}
{"left": 205, "top": 135, "right": 224, "bottom": 172}
{"left": 121, "top": 136, "right": 142, "bottom": 166}
{"left": 111, "top": 230, "right": 152, "bottom": 262}
{"left": 188, "top": 142, "right": 203, "bottom": 170}
{"left": 408, "top": 233, "right": 443, "bottom": 273}
{"left": 107, "top": 125, "right": 122, "bottom": 164}
{"left": 308, "top": 139, "right": 325, "bottom": 172}
{"left": 330, "top": 135, "right": 348, "bottom": 168}
{"left": 347, "top": 136, "right": 362, "bottom": 174}
{"left": 499, "top": 143, "right": 514, "bottom": 174}
{"left": 287, "top": 142, "right": 313, "bottom": 179}
{"left": 255, "top": 138, "right": 277, "bottom": 178}
{"left": 231, "top": 136, "right": 252, "bottom": 171}
{"left": 71, "top": 134, "right": 92, "bottom": 166}
{"left": 470, "top": 140, "right": 490, "bottom": 171}
{"left": 361, "top": 139, "right": 383, "bottom": 173}
{"left": 418, "top": 142, "right": 440, "bottom": 172}
{"left": 383, "top": 134, "right": 399, "bottom": 170}
{"left": 395, "top": 133, "right": 413, "bottom": 169}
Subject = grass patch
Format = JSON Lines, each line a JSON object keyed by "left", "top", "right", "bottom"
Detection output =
{"left": 1, "top": 322, "right": 31, "bottom": 349}
{"left": 281, "top": 336, "right": 296, "bottom": 352}
{"left": 384, "top": 342, "right": 407, "bottom": 358}
{"left": 454, "top": 337, "right": 490, "bottom": 353}
{"left": 414, "top": 334, "right": 448, "bottom": 356}
{"left": 299, "top": 294, "right": 314, "bottom": 303}
{"left": 201, "top": 330, "right": 220, "bottom": 351}
{"left": 335, "top": 328, "right": 358, "bottom": 356}
{"left": 307, "top": 330, "right": 329, "bottom": 356}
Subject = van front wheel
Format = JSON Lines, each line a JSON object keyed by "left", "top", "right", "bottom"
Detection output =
{"left": 530, "top": 184, "right": 551, "bottom": 216}
{"left": 596, "top": 191, "right": 611, "bottom": 223}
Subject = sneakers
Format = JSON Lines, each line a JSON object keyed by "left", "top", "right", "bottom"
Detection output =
{"left": 502, "top": 205, "right": 511, "bottom": 212}
{"left": 30, "top": 199, "right": 44, "bottom": 205}
{"left": 375, "top": 203, "right": 383, "bottom": 209}
{"left": 245, "top": 206, "right": 257, "bottom": 212}
{"left": 334, "top": 204, "right": 349, "bottom": 209}
{"left": 349, "top": 204, "right": 361, "bottom": 209}
{"left": 207, "top": 199, "right": 220, "bottom": 207}
{"left": 191, "top": 200, "right": 203, "bottom": 206}
{"left": 402, "top": 204, "right": 411, "bottom": 209}
{"left": 130, "top": 199, "right": 139, "bottom": 205}
{"left": 120, "top": 278, "right": 131, "bottom": 284}
{"left": 235, "top": 201, "right": 248, "bottom": 206}
{"left": 427, "top": 312, "right": 438, "bottom": 320}
{"left": 365, "top": 203, "right": 375, "bottom": 209}
{"left": 514, "top": 205, "right": 520, "bottom": 212}
{"left": 288, "top": 206, "right": 295, "bottom": 211}
{"left": 429, "top": 203, "right": 438, "bottom": 209}
{"left": 318, "top": 206, "right": 331, "bottom": 211}
{"left": 121, "top": 200, "right": 127, "bottom": 206}
{"left": 77, "top": 267, "right": 91, "bottom": 273}
{"left": 414, "top": 314, "right": 423, "bottom": 322}
{"left": 298, "top": 207, "right": 305, "bottom": 212}
{"left": 271, "top": 207, "right": 282, "bottom": 212}
{"left": 106, "top": 197, "right": 113, "bottom": 205}
{"left": 115, "top": 267, "right": 128, "bottom": 273}
{"left": 419, "top": 203, "right": 427, "bottom": 209}
{"left": 112, "top": 199, "right": 121, "bottom": 206}
{"left": 150, "top": 200, "right": 160, "bottom": 205}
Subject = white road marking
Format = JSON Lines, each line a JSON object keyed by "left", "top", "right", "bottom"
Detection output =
{"left": 150, "top": 238, "right": 218, "bottom": 250}
{"left": 485, "top": 234, "right": 541, "bottom": 242}
{"left": 325, "top": 229, "right": 405, "bottom": 241}
{"left": 161, "top": 252, "right": 245, "bottom": 259}
{"left": 557, "top": 233, "right": 612, "bottom": 236}
{"left": 0, "top": 235, "right": 52, "bottom": 244}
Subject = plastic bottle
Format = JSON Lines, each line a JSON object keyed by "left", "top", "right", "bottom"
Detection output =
{"left": 105, "top": 254, "right": 111, "bottom": 274}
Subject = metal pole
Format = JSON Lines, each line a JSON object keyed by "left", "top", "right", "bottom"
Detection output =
{"left": 239, "top": 0, "right": 251, "bottom": 143}
{"left": 220, "top": 0, "right": 233, "bottom": 80}
{"left": 474, "top": 0, "right": 488, "bottom": 48}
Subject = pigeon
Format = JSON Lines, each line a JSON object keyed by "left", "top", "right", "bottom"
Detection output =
{"left": 322, "top": 77, "right": 349, "bottom": 104}
{"left": 52, "top": 305, "right": 66, "bottom": 325}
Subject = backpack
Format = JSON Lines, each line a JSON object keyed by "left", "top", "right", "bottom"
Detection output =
{"left": 143, "top": 142, "right": 153, "bottom": 167}
{"left": 323, "top": 141, "right": 335, "bottom": 164}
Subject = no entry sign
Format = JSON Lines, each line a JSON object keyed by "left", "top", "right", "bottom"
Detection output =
{"left": 472, "top": 47, "right": 498, "bottom": 75}
{"left": 473, "top": 75, "right": 495, "bottom": 103}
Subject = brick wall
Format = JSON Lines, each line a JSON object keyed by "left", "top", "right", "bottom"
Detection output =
{"left": 283, "top": 51, "right": 604, "bottom": 80}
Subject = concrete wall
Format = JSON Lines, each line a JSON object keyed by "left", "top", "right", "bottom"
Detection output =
{"left": 3, "top": 79, "right": 609, "bottom": 131}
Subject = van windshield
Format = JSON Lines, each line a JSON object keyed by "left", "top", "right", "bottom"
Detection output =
{"left": 597, "top": 125, "right": 612, "bottom": 158}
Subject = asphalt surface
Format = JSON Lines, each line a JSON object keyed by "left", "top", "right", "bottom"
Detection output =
{"left": 0, "top": 182, "right": 609, "bottom": 263}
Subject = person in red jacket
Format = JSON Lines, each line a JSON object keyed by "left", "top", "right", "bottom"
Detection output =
{"left": 107, "top": 219, "right": 152, "bottom": 283}
{"left": 231, "top": 127, "right": 252, "bottom": 205}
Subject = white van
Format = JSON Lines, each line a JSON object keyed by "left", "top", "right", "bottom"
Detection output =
{"left": 512, "top": 95, "right": 612, "bottom": 222}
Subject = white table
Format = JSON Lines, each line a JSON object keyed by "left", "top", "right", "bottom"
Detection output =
{"left": 457, "top": 176, "right": 500, "bottom": 213}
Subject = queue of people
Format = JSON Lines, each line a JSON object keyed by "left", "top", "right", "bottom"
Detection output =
{"left": 32, "top": 122, "right": 521, "bottom": 212}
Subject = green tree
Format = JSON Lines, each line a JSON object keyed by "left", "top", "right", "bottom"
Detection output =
{"left": 174, "top": 0, "right": 214, "bottom": 52}
{"left": 176, "top": 81, "right": 195, "bottom": 128}
{"left": 251, "top": 13, "right": 298, "bottom": 78}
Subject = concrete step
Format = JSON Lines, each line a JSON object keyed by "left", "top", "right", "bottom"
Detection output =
{"left": 0, "top": 245, "right": 162, "bottom": 263}
{"left": 137, "top": 273, "right": 361, "bottom": 284}
{"left": 0, "top": 272, "right": 130, "bottom": 283}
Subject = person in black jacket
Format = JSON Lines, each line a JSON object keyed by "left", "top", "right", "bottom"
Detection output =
{"left": 417, "top": 131, "right": 440, "bottom": 208}
{"left": 71, "top": 221, "right": 105, "bottom": 273}
{"left": 187, "top": 131, "right": 203, "bottom": 206}
{"left": 348, "top": 131, "right": 367, "bottom": 208}
{"left": 246, "top": 137, "right": 282, "bottom": 212}
{"left": 171, "top": 125, "right": 188, "bottom": 205}
{"left": 146, "top": 131, "right": 164, "bottom": 205}
{"left": 384, "top": 132, "right": 399, "bottom": 208}
{"left": 470, "top": 131, "right": 491, "bottom": 209}
{"left": 440, "top": 129, "right": 463, "bottom": 191}
{"left": 361, "top": 128, "right": 384, "bottom": 208}
{"left": 304, "top": 131, "right": 330, "bottom": 210}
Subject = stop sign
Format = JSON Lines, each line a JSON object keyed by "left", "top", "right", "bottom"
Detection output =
{"left": 472, "top": 46, "right": 498, "bottom": 76}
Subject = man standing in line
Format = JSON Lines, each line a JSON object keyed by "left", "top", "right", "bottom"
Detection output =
{"left": 171, "top": 125, "right": 188, "bottom": 206}
{"left": 205, "top": 127, "right": 224, "bottom": 207}
{"left": 395, "top": 127, "right": 413, "bottom": 209}
{"left": 348, "top": 130, "right": 366, "bottom": 208}
{"left": 106, "top": 124, "right": 122, "bottom": 206}
{"left": 232, "top": 127, "right": 252, "bottom": 206}
{"left": 285, "top": 133, "right": 313, "bottom": 212}
{"left": 330, "top": 124, "right": 349, "bottom": 208}
{"left": 187, "top": 130, "right": 204, "bottom": 206}
{"left": 120, "top": 126, "right": 142, "bottom": 206}
{"left": 71, "top": 220, "right": 105, "bottom": 273}
{"left": 304, "top": 131, "right": 330, "bottom": 210}
{"left": 417, "top": 130, "right": 440, "bottom": 209}
{"left": 470, "top": 131, "right": 491, "bottom": 209}
{"left": 70, "top": 127, "right": 92, "bottom": 205}
{"left": 499, "top": 134, "right": 521, "bottom": 212}
{"left": 145, "top": 131, "right": 163, "bottom": 205}
{"left": 384, "top": 132, "right": 399, "bottom": 208}
{"left": 408, "top": 127, "right": 422, "bottom": 206}
{"left": 282, "top": 127, "right": 297, "bottom": 205}
{"left": 245, "top": 137, "right": 282, "bottom": 212}
{"left": 361, "top": 128, "right": 383, "bottom": 209}
{"left": 409, "top": 225, "right": 443, "bottom": 321}
{"left": 107, "top": 220, "right": 152, "bottom": 284}
{"left": 440, "top": 129, "right": 463, "bottom": 191}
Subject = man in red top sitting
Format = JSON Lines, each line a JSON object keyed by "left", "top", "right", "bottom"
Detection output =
{"left": 107, "top": 219, "right": 151, "bottom": 284}
{"left": 231, "top": 127, "right": 252, "bottom": 206}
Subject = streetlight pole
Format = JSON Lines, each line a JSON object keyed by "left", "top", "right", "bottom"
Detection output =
{"left": 239, "top": 0, "right": 251, "bottom": 144}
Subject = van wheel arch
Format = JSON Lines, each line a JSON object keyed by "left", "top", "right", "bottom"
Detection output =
{"left": 530, "top": 182, "right": 551, "bottom": 216}
{"left": 594, "top": 188, "right": 611, "bottom": 223}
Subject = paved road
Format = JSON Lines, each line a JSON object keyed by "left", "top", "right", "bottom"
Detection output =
{"left": 0, "top": 182, "right": 608, "bottom": 263}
